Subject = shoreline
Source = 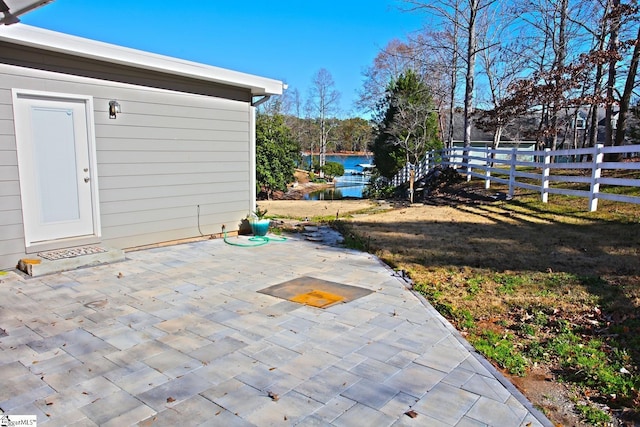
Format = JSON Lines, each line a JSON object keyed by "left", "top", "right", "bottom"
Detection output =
{"left": 301, "top": 151, "right": 372, "bottom": 157}
{"left": 260, "top": 169, "right": 335, "bottom": 201}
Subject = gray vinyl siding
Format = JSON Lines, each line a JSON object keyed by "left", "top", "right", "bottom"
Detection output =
{"left": 0, "top": 86, "right": 23, "bottom": 269}
{"left": 0, "top": 61, "right": 255, "bottom": 269}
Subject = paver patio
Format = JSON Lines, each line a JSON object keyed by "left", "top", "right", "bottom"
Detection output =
{"left": 0, "top": 232, "right": 552, "bottom": 426}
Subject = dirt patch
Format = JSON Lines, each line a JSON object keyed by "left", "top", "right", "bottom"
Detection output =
{"left": 510, "top": 365, "right": 590, "bottom": 427}
{"left": 258, "top": 199, "right": 385, "bottom": 221}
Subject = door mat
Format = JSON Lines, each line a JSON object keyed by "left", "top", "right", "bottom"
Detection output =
{"left": 38, "top": 246, "right": 107, "bottom": 260}
{"left": 258, "top": 276, "right": 373, "bottom": 308}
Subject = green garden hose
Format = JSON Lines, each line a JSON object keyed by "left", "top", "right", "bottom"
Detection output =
{"left": 223, "top": 231, "right": 287, "bottom": 247}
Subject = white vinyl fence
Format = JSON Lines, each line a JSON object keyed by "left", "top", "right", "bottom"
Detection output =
{"left": 391, "top": 144, "right": 640, "bottom": 212}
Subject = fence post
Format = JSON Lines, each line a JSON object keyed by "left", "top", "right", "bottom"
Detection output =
{"left": 541, "top": 148, "right": 551, "bottom": 203}
{"left": 485, "top": 148, "right": 491, "bottom": 190}
{"left": 508, "top": 148, "right": 517, "bottom": 198}
{"left": 422, "top": 155, "right": 427, "bottom": 179}
{"left": 588, "top": 144, "right": 604, "bottom": 212}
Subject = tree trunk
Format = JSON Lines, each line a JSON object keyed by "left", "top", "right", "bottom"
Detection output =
{"left": 550, "top": 0, "right": 568, "bottom": 159}
{"left": 319, "top": 117, "right": 326, "bottom": 178}
{"left": 463, "top": 1, "right": 477, "bottom": 151}
{"left": 605, "top": 0, "right": 620, "bottom": 148}
{"left": 613, "top": 25, "right": 640, "bottom": 160}
{"left": 490, "top": 124, "right": 503, "bottom": 167}
{"left": 447, "top": 2, "right": 461, "bottom": 149}
{"left": 571, "top": 109, "right": 579, "bottom": 161}
{"left": 409, "top": 169, "right": 415, "bottom": 203}
{"left": 463, "top": 0, "right": 479, "bottom": 178}
{"left": 588, "top": 1, "right": 610, "bottom": 151}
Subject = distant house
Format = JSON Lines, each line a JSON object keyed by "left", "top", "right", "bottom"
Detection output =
{"left": 448, "top": 107, "right": 640, "bottom": 149}
{"left": 0, "top": 24, "right": 284, "bottom": 269}
{"left": 446, "top": 111, "right": 536, "bottom": 162}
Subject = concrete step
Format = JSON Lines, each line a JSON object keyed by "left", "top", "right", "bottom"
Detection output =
{"left": 17, "top": 246, "right": 125, "bottom": 277}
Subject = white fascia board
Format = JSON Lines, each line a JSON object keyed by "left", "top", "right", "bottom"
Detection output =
{"left": 0, "top": 24, "right": 284, "bottom": 96}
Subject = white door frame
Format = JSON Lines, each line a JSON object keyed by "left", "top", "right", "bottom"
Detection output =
{"left": 12, "top": 89, "right": 101, "bottom": 250}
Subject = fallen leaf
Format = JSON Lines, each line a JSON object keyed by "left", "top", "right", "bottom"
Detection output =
{"left": 405, "top": 410, "right": 418, "bottom": 418}
{"left": 268, "top": 391, "right": 279, "bottom": 401}
{"left": 167, "top": 397, "right": 176, "bottom": 403}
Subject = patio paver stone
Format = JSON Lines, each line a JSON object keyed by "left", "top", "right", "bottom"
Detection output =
{"left": 0, "top": 234, "right": 552, "bottom": 426}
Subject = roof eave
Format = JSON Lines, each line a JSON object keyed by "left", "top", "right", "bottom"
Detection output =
{"left": 0, "top": 24, "right": 284, "bottom": 96}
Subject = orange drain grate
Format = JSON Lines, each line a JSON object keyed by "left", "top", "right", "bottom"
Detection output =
{"left": 258, "top": 276, "right": 373, "bottom": 309}
{"left": 290, "top": 289, "right": 344, "bottom": 308}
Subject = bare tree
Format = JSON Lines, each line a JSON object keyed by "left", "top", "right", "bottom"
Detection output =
{"left": 475, "top": 1, "right": 525, "bottom": 152}
{"left": 407, "top": 25, "right": 462, "bottom": 148}
{"left": 512, "top": 0, "right": 574, "bottom": 151}
{"left": 585, "top": 0, "right": 614, "bottom": 150}
{"left": 404, "top": 0, "right": 499, "bottom": 155}
{"left": 308, "top": 69, "right": 340, "bottom": 178}
{"left": 445, "top": 17, "right": 461, "bottom": 149}
{"left": 357, "top": 39, "right": 423, "bottom": 114}
{"left": 569, "top": 0, "right": 639, "bottom": 154}
{"left": 615, "top": 23, "right": 640, "bottom": 152}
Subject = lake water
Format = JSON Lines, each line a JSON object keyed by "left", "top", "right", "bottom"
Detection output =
{"left": 301, "top": 154, "right": 373, "bottom": 200}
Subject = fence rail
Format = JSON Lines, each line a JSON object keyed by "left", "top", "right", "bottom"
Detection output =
{"left": 390, "top": 144, "right": 640, "bottom": 212}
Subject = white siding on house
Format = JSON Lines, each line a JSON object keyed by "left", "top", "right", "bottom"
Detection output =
{"left": 0, "top": 86, "right": 23, "bottom": 269}
{"left": 0, "top": 63, "right": 255, "bottom": 268}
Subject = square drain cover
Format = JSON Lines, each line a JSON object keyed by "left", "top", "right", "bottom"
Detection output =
{"left": 258, "top": 276, "right": 373, "bottom": 309}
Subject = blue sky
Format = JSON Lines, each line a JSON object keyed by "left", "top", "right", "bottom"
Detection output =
{"left": 20, "top": 0, "right": 426, "bottom": 117}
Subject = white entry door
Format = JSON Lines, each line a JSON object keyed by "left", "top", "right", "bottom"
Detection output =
{"left": 13, "top": 91, "right": 100, "bottom": 247}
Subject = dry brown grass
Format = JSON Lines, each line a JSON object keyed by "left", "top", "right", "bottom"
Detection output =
{"left": 258, "top": 199, "right": 387, "bottom": 221}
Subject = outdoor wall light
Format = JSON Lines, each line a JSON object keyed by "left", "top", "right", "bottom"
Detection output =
{"left": 108, "top": 100, "right": 121, "bottom": 119}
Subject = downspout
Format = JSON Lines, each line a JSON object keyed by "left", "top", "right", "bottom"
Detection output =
{"left": 252, "top": 95, "right": 271, "bottom": 108}
{"left": 249, "top": 95, "right": 271, "bottom": 212}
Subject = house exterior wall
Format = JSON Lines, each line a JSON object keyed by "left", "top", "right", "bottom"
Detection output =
{"left": 0, "top": 61, "right": 255, "bottom": 269}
